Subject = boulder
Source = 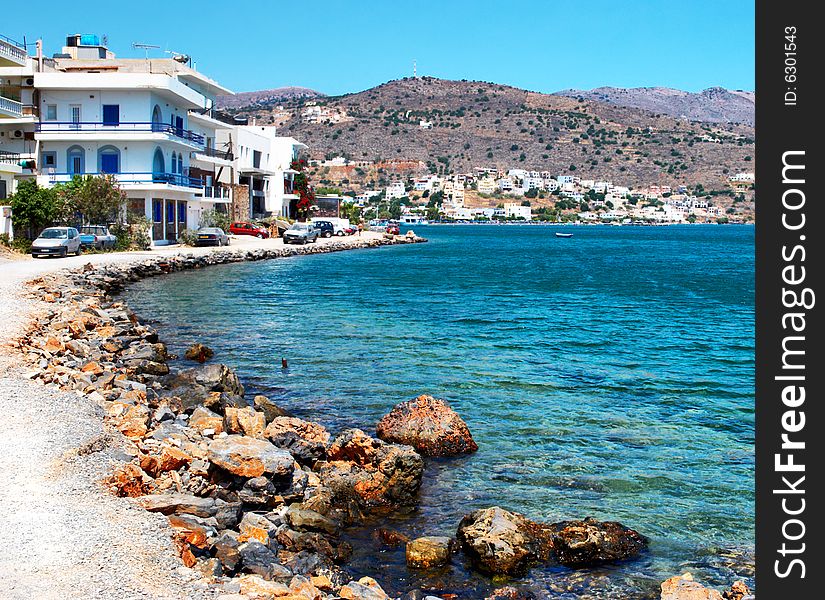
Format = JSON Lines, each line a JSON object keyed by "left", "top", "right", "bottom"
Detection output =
{"left": 107, "top": 402, "right": 150, "bottom": 439}
{"left": 207, "top": 435, "right": 295, "bottom": 479}
{"left": 339, "top": 576, "right": 390, "bottom": 600}
{"left": 376, "top": 395, "right": 478, "bottom": 456}
{"left": 224, "top": 406, "right": 267, "bottom": 438}
{"left": 108, "top": 462, "right": 153, "bottom": 497}
{"left": 723, "top": 581, "right": 752, "bottom": 600}
{"left": 163, "top": 364, "right": 244, "bottom": 411}
{"left": 237, "top": 574, "right": 290, "bottom": 598}
{"left": 660, "top": 573, "right": 724, "bottom": 600}
{"left": 189, "top": 406, "right": 224, "bottom": 434}
{"left": 212, "top": 530, "right": 241, "bottom": 571}
{"left": 456, "top": 507, "right": 553, "bottom": 575}
{"left": 253, "top": 395, "right": 290, "bottom": 422}
{"left": 138, "top": 493, "right": 217, "bottom": 518}
{"left": 238, "top": 512, "right": 277, "bottom": 544}
{"left": 238, "top": 540, "right": 292, "bottom": 580}
{"left": 485, "top": 587, "right": 538, "bottom": 600}
{"left": 285, "top": 505, "right": 339, "bottom": 535}
{"left": 406, "top": 536, "right": 453, "bottom": 569}
{"left": 184, "top": 342, "right": 214, "bottom": 363}
{"left": 315, "top": 429, "right": 424, "bottom": 518}
{"left": 549, "top": 517, "right": 648, "bottom": 567}
{"left": 265, "top": 417, "right": 330, "bottom": 465}
{"left": 239, "top": 476, "right": 282, "bottom": 508}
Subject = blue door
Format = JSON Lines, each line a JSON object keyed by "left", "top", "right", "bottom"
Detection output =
{"left": 100, "top": 153, "right": 119, "bottom": 174}
{"left": 102, "top": 105, "right": 119, "bottom": 126}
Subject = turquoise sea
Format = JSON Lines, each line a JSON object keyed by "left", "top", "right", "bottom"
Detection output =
{"left": 126, "top": 224, "right": 755, "bottom": 598}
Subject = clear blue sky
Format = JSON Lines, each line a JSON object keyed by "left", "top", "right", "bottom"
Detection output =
{"left": 6, "top": 0, "right": 754, "bottom": 95}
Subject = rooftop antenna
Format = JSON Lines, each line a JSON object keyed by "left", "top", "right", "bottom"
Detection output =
{"left": 413, "top": 59, "right": 417, "bottom": 78}
{"left": 132, "top": 42, "right": 159, "bottom": 59}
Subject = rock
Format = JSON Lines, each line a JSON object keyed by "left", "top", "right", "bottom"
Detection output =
{"left": 214, "top": 501, "right": 244, "bottom": 530}
{"left": 224, "top": 406, "right": 267, "bottom": 438}
{"left": 138, "top": 493, "right": 217, "bottom": 518}
{"left": 549, "top": 517, "right": 648, "bottom": 567}
{"left": 185, "top": 342, "right": 214, "bottom": 363}
{"left": 239, "top": 476, "right": 282, "bottom": 508}
{"left": 287, "top": 575, "right": 325, "bottom": 599}
{"left": 195, "top": 557, "right": 223, "bottom": 579}
{"left": 723, "top": 581, "right": 752, "bottom": 600}
{"left": 316, "top": 429, "right": 424, "bottom": 517}
{"left": 253, "top": 395, "right": 290, "bottom": 423}
{"left": 660, "top": 573, "right": 724, "bottom": 600}
{"left": 406, "top": 536, "right": 453, "bottom": 569}
{"left": 456, "top": 507, "right": 553, "bottom": 575}
{"left": 485, "top": 587, "right": 538, "bottom": 600}
{"left": 207, "top": 435, "right": 295, "bottom": 479}
{"left": 141, "top": 445, "right": 191, "bottom": 476}
{"left": 189, "top": 406, "right": 224, "bottom": 434}
{"left": 212, "top": 530, "right": 241, "bottom": 571}
{"left": 108, "top": 462, "right": 153, "bottom": 497}
{"left": 285, "top": 505, "right": 339, "bottom": 535}
{"left": 339, "top": 576, "right": 390, "bottom": 600}
{"left": 164, "top": 364, "right": 245, "bottom": 411}
{"left": 238, "top": 540, "right": 291, "bottom": 580}
{"left": 169, "top": 514, "right": 209, "bottom": 549}
{"left": 375, "top": 528, "right": 410, "bottom": 547}
{"left": 376, "top": 395, "right": 477, "bottom": 456}
{"left": 265, "top": 417, "right": 330, "bottom": 465}
{"left": 238, "top": 512, "right": 276, "bottom": 544}
{"left": 107, "top": 402, "right": 150, "bottom": 439}
{"left": 237, "top": 574, "right": 290, "bottom": 597}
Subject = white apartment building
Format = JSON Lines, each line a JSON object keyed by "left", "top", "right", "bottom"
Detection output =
{"left": 504, "top": 202, "right": 531, "bottom": 220}
{"left": 1, "top": 33, "right": 309, "bottom": 243}
{"left": 477, "top": 177, "right": 496, "bottom": 194}
{"left": 386, "top": 180, "right": 406, "bottom": 199}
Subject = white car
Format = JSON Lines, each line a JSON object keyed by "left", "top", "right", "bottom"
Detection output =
{"left": 31, "top": 227, "right": 82, "bottom": 258}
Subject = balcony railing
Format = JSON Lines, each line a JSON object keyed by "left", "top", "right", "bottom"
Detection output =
{"left": 41, "top": 171, "right": 204, "bottom": 189}
{"left": 195, "top": 146, "right": 234, "bottom": 161}
{"left": 36, "top": 122, "right": 205, "bottom": 145}
{"left": 0, "top": 35, "right": 27, "bottom": 65}
{"left": 0, "top": 95, "right": 23, "bottom": 118}
{"left": 0, "top": 150, "right": 21, "bottom": 165}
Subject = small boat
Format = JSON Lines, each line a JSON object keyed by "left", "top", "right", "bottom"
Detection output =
{"left": 555, "top": 232, "right": 573, "bottom": 238}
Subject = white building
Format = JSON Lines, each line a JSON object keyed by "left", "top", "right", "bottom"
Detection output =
{"left": 386, "top": 181, "right": 406, "bottom": 199}
{"left": 477, "top": 177, "right": 496, "bottom": 194}
{"left": 1, "top": 35, "right": 38, "bottom": 201}
{"left": 503, "top": 202, "right": 531, "bottom": 220}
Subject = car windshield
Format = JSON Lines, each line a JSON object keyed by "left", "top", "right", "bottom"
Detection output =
{"left": 40, "top": 228, "right": 68, "bottom": 239}
{"left": 80, "top": 227, "right": 104, "bottom": 235}
{"left": 200, "top": 228, "right": 222, "bottom": 234}
{"left": 291, "top": 224, "right": 310, "bottom": 230}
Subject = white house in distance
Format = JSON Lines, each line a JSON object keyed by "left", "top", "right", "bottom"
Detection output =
{"left": 1, "top": 34, "right": 38, "bottom": 202}
{"left": 385, "top": 180, "right": 406, "bottom": 199}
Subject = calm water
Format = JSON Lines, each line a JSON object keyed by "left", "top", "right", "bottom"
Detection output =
{"left": 126, "top": 225, "right": 755, "bottom": 598}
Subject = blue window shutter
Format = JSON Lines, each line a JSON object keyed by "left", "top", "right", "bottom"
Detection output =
{"left": 101, "top": 153, "right": 118, "bottom": 174}
{"left": 102, "top": 105, "right": 119, "bottom": 126}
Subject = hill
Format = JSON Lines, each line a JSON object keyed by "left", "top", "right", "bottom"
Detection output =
{"left": 216, "top": 86, "right": 324, "bottom": 110}
{"left": 221, "top": 77, "right": 755, "bottom": 192}
{"left": 554, "top": 86, "right": 754, "bottom": 126}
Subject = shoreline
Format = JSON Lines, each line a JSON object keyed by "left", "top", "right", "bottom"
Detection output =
{"left": 0, "top": 233, "right": 425, "bottom": 600}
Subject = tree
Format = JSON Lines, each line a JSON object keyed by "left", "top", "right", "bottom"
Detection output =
{"left": 291, "top": 158, "right": 315, "bottom": 220}
{"left": 9, "top": 180, "right": 61, "bottom": 239}
{"left": 62, "top": 175, "right": 126, "bottom": 226}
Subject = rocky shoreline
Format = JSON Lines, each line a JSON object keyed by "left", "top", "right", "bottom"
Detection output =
{"left": 12, "top": 236, "right": 752, "bottom": 600}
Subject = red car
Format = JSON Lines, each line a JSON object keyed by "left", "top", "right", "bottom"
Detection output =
{"left": 229, "top": 222, "right": 270, "bottom": 238}
{"left": 386, "top": 224, "right": 400, "bottom": 235}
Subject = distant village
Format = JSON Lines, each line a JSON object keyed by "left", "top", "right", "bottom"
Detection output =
{"left": 309, "top": 156, "right": 755, "bottom": 224}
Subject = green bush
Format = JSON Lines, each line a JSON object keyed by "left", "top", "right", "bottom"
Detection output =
{"left": 111, "top": 216, "right": 151, "bottom": 251}
{"left": 177, "top": 228, "right": 198, "bottom": 246}
{"left": 200, "top": 209, "right": 231, "bottom": 232}
{"left": 0, "top": 233, "right": 9, "bottom": 247}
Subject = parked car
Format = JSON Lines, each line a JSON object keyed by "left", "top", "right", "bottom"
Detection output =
{"left": 31, "top": 227, "right": 82, "bottom": 258}
{"left": 386, "top": 224, "right": 400, "bottom": 235}
{"left": 228, "top": 222, "right": 270, "bottom": 238}
{"left": 79, "top": 225, "right": 117, "bottom": 250}
{"left": 194, "top": 227, "right": 230, "bottom": 247}
{"left": 344, "top": 226, "right": 358, "bottom": 235}
{"left": 282, "top": 222, "right": 319, "bottom": 244}
{"left": 312, "top": 220, "right": 335, "bottom": 238}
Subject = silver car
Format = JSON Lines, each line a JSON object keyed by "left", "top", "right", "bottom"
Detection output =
{"left": 282, "top": 222, "right": 319, "bottom": 245}
{"left": 31, "top": 227, "right": 83, "bottom": 258}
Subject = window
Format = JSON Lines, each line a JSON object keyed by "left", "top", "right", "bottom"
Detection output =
{"left": 45, "top": 104, "right": 57, "bottom": 121}
{"left": 70, "top": 104, "right": 81, "bottom": 129}
{"left": 41, "top": 151, "right": 57, "bottom": 170}
{"left": 0, "top": 180, "right": 6, "bottom": 200}
{"left": 102, "top": 104, "right": 119, "bottom": 126}
{"left": 177, "top": 201, "right": 186, "bottom": 224}
{"left": 170, "top": 152, "right": 177, "bottom": 174}
{"left": 152, "top": 199, "right": 162, "bottom": 223}
{"left": 166, "top": 200, "right": 175, "bottom": 223}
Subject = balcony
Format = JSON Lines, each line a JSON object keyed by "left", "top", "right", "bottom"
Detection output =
{"left": 39, "top": 171, "right": 204, "bottom": 189}
{"left": 192, "top": 146, "right": 234, "bottom": 161}
{"left": 0, "top": 95, "right": 23, "bottom": 119}
{"left": 199, "top": 185, "right": 231, "bottom": 202}
{"left": 35, "top": 122, "right": 206, "bottom": 145}
{"left": 0, "top": 150, "right": 20, "bottom": 165}
{"left": 0, "top": 34, "right": 27, "bottom": 67}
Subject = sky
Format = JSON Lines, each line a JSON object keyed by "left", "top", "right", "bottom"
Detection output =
{"left": 6, "top": 0, "right": 754, "bottom": 96}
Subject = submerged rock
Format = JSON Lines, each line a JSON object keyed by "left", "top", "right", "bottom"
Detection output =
{"left": 406, "top": 536, "right": 453, "bottom": 569}
{"left": 339, "top": 576, "right": 390, "bottom": 600}
{"left": 184, "top": 342, "right": 214, "bottom": 363}
{"left": 660, "top": 573, "right": 724, "bottom": 600}
{"left": 376, "top": 394, "right": 478, "bottom": 456}
{"left": 456, "top": 507, "right": 553, "bottom": 575}
{"left": 549, "top": 517, "right": 648, "bottom": 567}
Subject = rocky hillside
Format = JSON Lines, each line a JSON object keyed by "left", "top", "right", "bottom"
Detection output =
{"left": 555, "top": 86, "right": 755, "bottom": 126}
{"left": 223, "top": 77, "right": 755, "bottom": 191}
{"left": 216, "top": 86, "right": 324, "bottom": 110}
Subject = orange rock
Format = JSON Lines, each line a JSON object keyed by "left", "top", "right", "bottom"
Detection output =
{"left": 108, "top": 463, "right": 152, "bottom": 497}
{"left": 310, "top": 575, "right": 333, "bottom": 592}
{"left": 157, "top": 446, "right": 192, "bottom": 472}
{"left": 225, "top": 406, "right": 267, "bottom": 438}
{"left": 237, "top": 574, "right": 290, "bottom": 597}
{"left": 339, "top": 577, "right": 389, "bottom": 600}
{"left": 169, "top": 515, "right": 208, "bottom": 549}
{"left": 661, "top": 574, "right": 724, "bottom": 600}
{"left": 96, "top": 325, "right": 116, "bottom": 338}
{"left": 108, "top": 403, "right": 149, "bottom": 439}
{"left": 80, "top": 361, "right": 104, "bottom": 375}
{"left": 42, "top": 336, "right": 64, "bottom": 354}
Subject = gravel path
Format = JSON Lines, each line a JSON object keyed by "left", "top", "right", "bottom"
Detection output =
{"left": 0, "top": 233, "right": 385, "bottom": 598}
